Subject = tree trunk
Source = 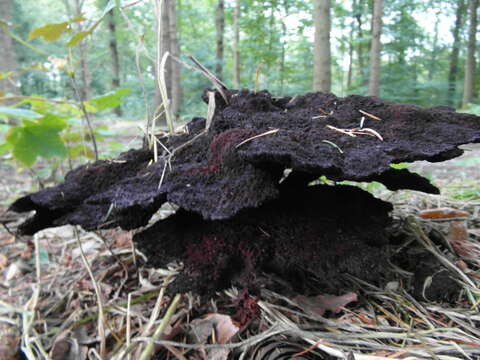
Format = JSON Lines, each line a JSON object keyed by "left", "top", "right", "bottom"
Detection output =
{"left": 107, "top": 2, "right": 122, "bottom": 116}
{"left": 313, "top": 0, "right": 331, "bottom": 92}
{"left": 169, "top": 0, "right": 182, "bottom": 117}
{"left": 353, "top": 0, "right": 366, "bottom": 85}
{"left": 233, "top": 0, "right": 241, "bottom": 88}
{"left": 280, "top": 17, "right": 287, "bottom": 92}
{"left": 346, "top": 19, "right": 354, "bottom": 89}
{"left": 368, "top": 0, "right": 383, "bottom": 96}
{"left": 462, "top": 0, "right": 478, "bottom": 108}
{"left": 153, "top": 0, "right": 172, "bottom": 124}
{"left": 74, "top": 0, "right": 91, "bottom": 101}
{"left": 447, "top": 0, "right": 467, "bottom": 106}
{"left": 428, "top": 15, "right": 440, "bottom": 81}
{"left": 215, "top": 0, "right": 225, "bottom": 80}
{"left": 0, "top": 0, "right": 17, "bottom": 98}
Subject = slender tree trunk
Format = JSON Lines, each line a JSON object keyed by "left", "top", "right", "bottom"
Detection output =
{"left": 74, "top": 0, "right": 91, "bottom": 101}
{"left": 279, "top": 0, "right": 290, "bottom": 93}
{"left": 368, "top": 0, "right": 383, "bottom": 96}
{"left": 428, "top": 16, "right": 440, "bottom": 81}
{"left": 107, "top": 2, "right": 122, "bottom": 116}
{"left": 154, "top": 0, "right": 172, "bottom": 124}
{"left": 233, "top": 0, "right": 241, "bottom": 88}
{"left": 346, "top": 19, "right": 354, "bottom": 89}
{"left": 153, "top": 0, "right": 182, "bottom": 122}
{"left": 280, "top": 18, "right": 287, "bottom": 92}
{"left": 215, "top": 0, "right": 225, "bottom": 80}
{"left": 169, "top": 0, "right": 182, "bottom": 117}
{"left": 0, "top": 0, "right": 17, "bottom": 98}
{"left": 313, "top": 0, "right": 331, "bottom": 92}
{"left": 462, "top": 0, "right": 478, "bottom": 108}
{"left": 447, "top": 0, "right": 467, "bottom": 106}
{"left": 353, "top": 0, "right": 366, "bottom": 85}
{"left": 79, "top": 43, "right": 91, "bottom": 100}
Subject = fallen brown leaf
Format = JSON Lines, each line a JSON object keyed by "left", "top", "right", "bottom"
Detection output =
{"left": 190, "top": 313, "right": 239, "bottom": 344}
{"left": 113, "top": 230, "right": 133, "bottom": 248}
{"left": 0, "top": 322, "right": 20, "bottom": 360}
{"left": 0, "top": 233, "right": 15, "bottom": 245}
{"left": 189, "top": 313, "right": 240, "bottom": 360}
{"left": 0, "top": 253, "right": 8, "bottom": 270}
{"left": 418, "top": 207, "right": 470, "bottom": 220}
{"left": 447, "top": 221, "right": 479, "bottom": 257}
{"left": 294, "top": 292, "right": 358, "bottom": 316}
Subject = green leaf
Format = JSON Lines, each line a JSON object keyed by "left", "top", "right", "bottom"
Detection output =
{"left": 83, "top": 101, "right": 98, "bottom": 113}
{"left": 0, "top": 106, "right": 42, "bottom": 119}
{"left": 390, "top": 163, "right": 410, "bottom": 170}
{"left": 68, "top": 144, "right": 95, "bottom": 159}
{"left": 29, "top": 15, "right": 86, "bottom": 41}
{"left": 86, "top": 88, "right": 132, "bottom": 111}
{"left": 0, "top": 142, "right": 12, "bottom": 155}
{"left": 5, "top": 114, "right": 68, "bottom": 167}
{"left": 41, "top": 113, "right": 69, "bottom": 131}
{"left": 67, "top": 30, "right": 92, "bottom": 47}
{"left": 29, "top": 22, "right": 71, "bottom": 41}
{"left": 62, "top": 131, "right": 83, "bottom": 143}
{"left": 0, "top": 71, "right": 14, "bottom": 80}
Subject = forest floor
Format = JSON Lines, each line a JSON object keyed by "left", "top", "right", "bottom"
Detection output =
{"left": 0, "top": 125, "right": 479, "bottom": 359}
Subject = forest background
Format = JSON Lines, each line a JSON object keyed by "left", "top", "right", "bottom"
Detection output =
{"left": 1, "top": 0, "right": 480, "bottom": 170}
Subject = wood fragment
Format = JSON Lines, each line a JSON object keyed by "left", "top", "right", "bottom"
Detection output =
{"left": 326, "top": 125, "right": 356, "bottom": 137}
{"left": 359, "top": 109, "right": 382, "bottom": 121}
{"left": 418, "top": 208, "right": 471, "bottom": 220}
{"left": 235, "top": 129, "right": 279, "bottom": 148}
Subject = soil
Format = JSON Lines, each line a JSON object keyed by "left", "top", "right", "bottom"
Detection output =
{"left": 7, "top": 88, "right": 480, "bottom": 298}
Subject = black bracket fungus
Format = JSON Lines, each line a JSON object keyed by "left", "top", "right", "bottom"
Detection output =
{"left": 9, "top": 89, "right": 480, "bottom": 298}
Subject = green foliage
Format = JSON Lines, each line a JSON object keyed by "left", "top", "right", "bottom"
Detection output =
{"left": 1, "top": 0, "right": 137, "bottom": 176}
{"left": 0, "top": 71, "right": 14, "bottom": 80}
{"left": 450, "top": 187, "right": 480, "bottom": 201}
{"left": 1, "top": 85, "right": 129, "bottom": 168}
{"left": 0, "top": 106, "right": 41, "bottom": 119}
{"left": 85, "top": 88, "right": 132, "bottom": 112}
{"left": 5, "top": 112, "right": 68, "bottom": 166}
{"left": 390, "top": 162, "right": 410, "bottom": 170}
{"left": 28, "top": 15, "right": 86, "bottom": 42}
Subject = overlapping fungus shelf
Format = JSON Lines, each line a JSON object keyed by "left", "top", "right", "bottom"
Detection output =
{"left": 10, "top": 89, "right": 480, "bottom": 296}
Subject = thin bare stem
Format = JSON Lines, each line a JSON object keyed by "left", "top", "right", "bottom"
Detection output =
{"left": 138, "top": 293, "right": 182, "bottom": 360}
{"left": 74, "top": 226, "right": 106, "bottom": 359}
{"left": 69, "top": 74, "right": 99, "bottom": 161}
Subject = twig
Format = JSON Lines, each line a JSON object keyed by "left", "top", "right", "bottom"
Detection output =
{"left": 69, "top": 73, "right": 99, "bottom": 161}
{"left": 235, "top": 129, "right": 279, "bottom": 148}
{"left": 322, "top": 140, "right": 343, "bottom": 154}
{"left": 21, "top": 237, "right": 44, "bottom": 359}
{"left": 126, "top": 293, "right": 132, "bottom": 360}
{"left": 359, "top": 109, "right": 382, "bottom": 121}
{"left": 74, "top": 226, "right": 106, "bottom": 359}
{"left": 205, "top": 90, "right": 216, "bottom": 132}
{"left": 138, "top": 293, "right": 182, "bottom": 360}
{"left": 188, "top": 55, "right": 229, "bottom": 104}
